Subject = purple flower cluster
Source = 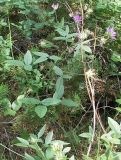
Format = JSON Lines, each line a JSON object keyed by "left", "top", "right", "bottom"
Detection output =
{"left": 106, "top": 27, "right": 116, "bottom": 40}
{"left": 73, "top": 15, "right": 82, "bottom": 23}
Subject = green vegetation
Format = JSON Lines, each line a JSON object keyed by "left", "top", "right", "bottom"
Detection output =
{"left": 0, "top": 0, "right": 121, "bottom": 159}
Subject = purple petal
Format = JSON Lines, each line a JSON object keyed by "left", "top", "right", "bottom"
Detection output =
{"left": 73, "top": 15, "right": 82, "bottom": 23}
{"left": 106, "top": 27, "right": 116, "bottom": 40}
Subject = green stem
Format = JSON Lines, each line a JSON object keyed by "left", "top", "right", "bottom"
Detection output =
{"left": 7, "top": 10, "right": 14, "bottom": 59}
{"left": 35, "top": 144, "right": 48, "bottom": 160}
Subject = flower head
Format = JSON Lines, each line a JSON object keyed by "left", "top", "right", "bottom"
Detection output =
{"left": 52, "top": 3, "right": 59, "bottom": 10}
{"left": 100, "top": 37, "right": 107, "bottom": 45}
{"left": 85, "top": 69, "right": 96, "bottom": 79}
{"left": 106, "top": 27, "right": 116, "bottom": 40}
{"left": 73, "top": 15, "right": 82, "bottom": 23}
{"left": 69, "top": 13, "right": 74, "bottom": 17}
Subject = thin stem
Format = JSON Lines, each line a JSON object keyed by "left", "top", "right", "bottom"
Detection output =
{"left": 4, "top": 128, "right": 14, "bottom": 160}
{"left": 64, "top": 1, "right": 73, "bottom": 14}
{"left": 55, "top": 11, "right": 58, "bottom": 22}
{"left": 7, "top": 10, "right": 14, "bottom": 59}
{"left": 93, "top": 23, "right": 97, "bottom": 53}
{"left": 0, "top": 143, "right": 24, "bottom": 158}
{"left": 80, "top": 0, "right": 84, "bottom": 32}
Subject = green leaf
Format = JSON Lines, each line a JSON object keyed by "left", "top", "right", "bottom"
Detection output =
{"left": 63, "top": 75, "right": 72, "bottom": 79}
{"left": 75, "top": 43, "right": 81, "bottom": 51}
{"left": 61, "top": 99, "right": 78, "bottom": 107}
{"left": 108, "top": 117, "right": 121, "bottom": 135}
{"left": 112, "top": 152, "right": 121, "bottom": 159}
{"left": 35, "top": 105, "right": 47, "bottom": 118}
{"left": 111, "top": 54, "right": 121, "bottom": 62}
{"left": 6, "top": 60, "right": 24, "bottom": 67}
{"left": 15, "top": 143, "right": 28, "bottom": 148}
{"left": 89, "top": 126, "right": 93, "bottom": 135}
{"left": 81, "top": 45, "right": 92, "bottom": 53}
{"left": 66, "top": 25, "right": 69, "bottom": 34}
{"left": 74, "top": 49, "right": 80, "bottom": 57}
{"left": 53, "top": 77, "right": 64, "bottom": 99}
{"left": 116, "top": 99, "right": 121, "bottom": 104}
{"left": 79, "top": 133, "right": 91, "bottom": 139}
{"left": 67, "top": 33, "right": 77, "bottom": 38}
{"left": 34, "top": 23, "right": 44, "bottom": 29}
{"left": 42, "top": 98, "right": 61, "bottom": 106}
{"left": 24, "top": 50, "right": 32, "bottom": 65}
{"left": 33, "top": 56, "right": 48, "bottom": 65}
{"left": 49, "top": 55, "right": 61, "bottom": 62}
{"left": 11, "top": 101, "right": 21, "bottom": 111}
{"left": 109, "top": 137, "right": 121, "bottom": 144}
{"left": 99, "top": 154, "right": 107, "bottom": 160}
{"left": 29, "top": 134, "right": 39, "bottom": 144}
{"left": 24, "top": 64, "right": 32, "bottom": 71}
{"left": 17, "top": 137, "right": 29, "bottom": 146}
{"left": 4, "top": 108, "right": 16, "bottom": 116}
{"left": 38, "top": 124, "right": 46, "bottom": 138}
{"left": 22, "top": 98, "right": 41, "bottom": 105}
{"left": 45, "top": 131, "right": 53, "bottom": 145}
{"left": 56, "top": 28, "right": 67, "bottom": 36}
{"left": 46, "top": 148, "right": 54, "bottom": 159}
{"left": 63, "top": 147, "right": 71, "bottom": 154}
{"left": 101, "top": 132, "right": 121, "bottom": 145}
{"left": 40, "top": 40, "right": 57, "bottom": 48}
{"left": 25, "top": 153, "right": 35, "bottom": 160}
{"left": 116, "top": 107, "right": 121, "bottom": 112}
{"left": 51, "top": 140, "right": 69, "bottom": 146}
{"left": 17, "top": 95, "right": 25, "bottom": 104}
{"left": 53, "top": 66, "right": 63, "bottom": 76}
{"left": 33, "top": 52, "right": 49, "bottom": 57}
{"left": 55, "top": 77, "right": 63, "bottom": 90}
{"left": 54, "top": 37, "right": 67, "bottom": 41}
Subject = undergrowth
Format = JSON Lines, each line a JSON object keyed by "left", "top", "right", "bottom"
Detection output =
{"left": 0, "top": 0, "right": 121, "bottom": 160}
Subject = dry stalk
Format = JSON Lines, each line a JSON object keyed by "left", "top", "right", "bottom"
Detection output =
{"left": 85, "top": 69, "right": 96, "bottom": 156}
{"left": 85, "top": 69, "right": 106, "bottom": 156}
{"left": 64, "top": 1, "right": 106, "bottom": 156}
